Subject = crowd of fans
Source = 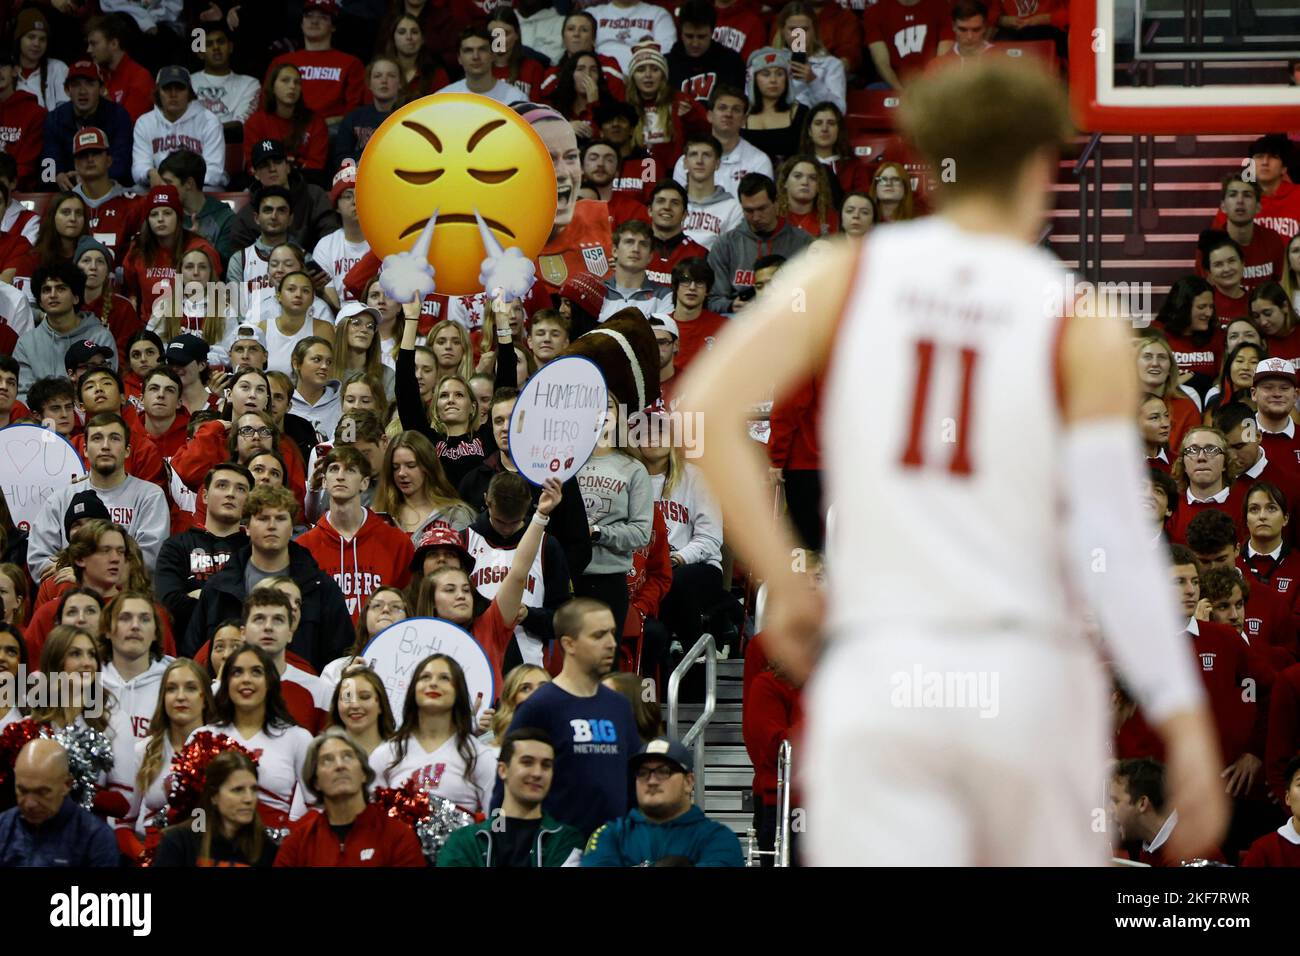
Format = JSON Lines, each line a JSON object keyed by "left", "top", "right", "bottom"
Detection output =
{"left": 0, "top": 0, "right": 1295, "bottom": 868}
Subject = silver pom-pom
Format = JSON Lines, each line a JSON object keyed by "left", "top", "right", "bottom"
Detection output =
{"left": 45, "top": 724, "right": 114, "bottom": 810}
{"left": 416, "top": 794, "right": 475, "bottom": 864}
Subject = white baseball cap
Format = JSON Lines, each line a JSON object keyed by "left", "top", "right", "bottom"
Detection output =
{"left": 649, "top": 313, "right": 679, "bottom": 340}
{"left": 1253, "top": 357, "right": 1296, "bottom": 385}
{"left": 231, "top": 325, "right": 268, "bottom": 350}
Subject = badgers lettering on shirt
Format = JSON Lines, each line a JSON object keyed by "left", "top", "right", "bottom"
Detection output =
{"left": 151, "top": 133, "right": 205, "bottom": 155}
{"left": 335, "top": 571, "right": 387, "bottom": 614}
{"left": 471, "top": 566, "right": 538, "bottom": 591}
{"left": 298, "top": 66, "right": 344, "bottom": 82}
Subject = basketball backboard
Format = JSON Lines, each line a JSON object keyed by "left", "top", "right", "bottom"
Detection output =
{"left": 1070, "top": 0, "right": 1300, "bottom": 133}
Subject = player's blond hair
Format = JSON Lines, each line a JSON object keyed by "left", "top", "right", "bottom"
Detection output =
{"left": 897, "top": 58, "right": 1072, "bottom": 203}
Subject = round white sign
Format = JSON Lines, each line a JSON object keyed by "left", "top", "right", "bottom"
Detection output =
{"left": 361, "top": 617, "right": 498, "bottom": 716}
{"left": 507, "top": 355, "right": 608, "bottom": 485}
{"left": 0, "top": 425, "right": 88, "bottom": 533}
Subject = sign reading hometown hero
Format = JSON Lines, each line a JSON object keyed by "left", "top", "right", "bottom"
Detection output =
{"left": 508, "top": 356, "right": 608, "bottom": 485}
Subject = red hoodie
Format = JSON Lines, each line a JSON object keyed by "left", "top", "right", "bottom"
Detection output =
{"left": 274, "top": 803, "right": 426, "bottom": 867}
{"left": 102, "top": 54, "right": 155, "bottom": 121}
{"left": 743, "top": 667, "right": 802, "bottom": 805}
{"left": 712, "top": 0, "right": 770, "bottom": 63}
{"left": 295, "top": 509, "right": 415, "bottom": 624}
{"left": 625, "top": 506, "right": 671, "bottom": 640}
{"left": 172, "top": 421, "right": 307, "bottom": 524}
{"left": 768, "top": 375, "right": 822, "bottom": 472}
{"left": 0, "top": 89, "right": 46, "bottom": 190}
{"left": 1213, "top": 179, "right": 1300, "bottom": 240}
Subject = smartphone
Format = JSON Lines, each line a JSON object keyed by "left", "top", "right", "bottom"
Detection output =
{"left": 791, "top": 50, "right": 808, "bottom": 65}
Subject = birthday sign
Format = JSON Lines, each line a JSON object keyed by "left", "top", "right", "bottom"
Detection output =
{"left": 0, "top": 425, "right": 88, "bottom": 533}
{"left": 361, "top": 617, "right": 497, "bottom": 715}
{"left": 508, "top": 356, "right": 608, "bottom": 485}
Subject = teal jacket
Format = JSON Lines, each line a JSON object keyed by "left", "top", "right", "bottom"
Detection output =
{"left": 580, "top": 806, "right": 744, "bottom": 867}
{"left": 436, "top": 814, "right": 584, "bottom": 868}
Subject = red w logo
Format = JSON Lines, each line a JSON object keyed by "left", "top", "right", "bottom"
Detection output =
{"left": 893, "top": 24, "right": 928, "bottom": 57}
{"left": 682, "top": 72, "right": 717, "bottom": 103}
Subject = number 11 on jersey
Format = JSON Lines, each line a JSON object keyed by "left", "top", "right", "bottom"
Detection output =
{"left": 899, "top": 338, "right": 980, "bottom": 476}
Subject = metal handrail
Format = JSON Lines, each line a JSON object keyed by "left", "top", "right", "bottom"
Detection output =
{"left": 1073, "top": 132, "right": 1105, "bottom": 284}
{"left": 666, "top": 632, "right": 717, "bottom": 808}
{"left": 1072, "top": 131, "right": 1104, "bottom": 176}
{"left": 744, "top": 740, "right": 793, "bottom": 867}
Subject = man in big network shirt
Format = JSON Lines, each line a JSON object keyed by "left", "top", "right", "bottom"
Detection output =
{"left": 863, "top": 0, "right": 955, "bottom": 89}
{"left": 1213, "top": 135, "right": 1300, "bottom": 240}
{"left": 266, "top": 0, "right": 366, "bottom": 132}
{"left": 588, "top": 0, "right": 678, "bottom": 74}
{"left": 1200, "top": 173, "right": 1286, "bottom": 285}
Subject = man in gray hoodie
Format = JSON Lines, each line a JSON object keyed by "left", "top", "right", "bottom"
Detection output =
{"left": 705, "top": 173, "right": 812, "bottom": 314}
{"left": 14, "top": 263, "right": 117, "bottom": 401}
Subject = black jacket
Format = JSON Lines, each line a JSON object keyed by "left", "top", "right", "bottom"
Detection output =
{"left": 154, "top": 823, "right": 278, "bottom": 867}
{"left": 666, "top": 41, "right": 746, "bottom": 106}
{"left": 181, "top": 541, "right": 354, "bottom": 671}
{"left": 154, "top": 527, "right": 250, "bottom": 642}
{"left": 230, "top": 171, "right": 340, "bottom": 252}
{"left": 458, "top": 453, "right": 592, "bottom": 586}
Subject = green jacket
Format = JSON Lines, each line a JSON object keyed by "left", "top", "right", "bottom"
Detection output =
{"left": 436, "top": 813, "right": 585, "bottom": 868}
{"left": 187, "top": 195, "right": 237, "bottom": 263}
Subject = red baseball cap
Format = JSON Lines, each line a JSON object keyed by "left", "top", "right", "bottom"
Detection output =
{"left": 65, "top": 59, "right": 103, "bottom": 85}
{"left": 410, "top": 525, "right": 475, "bottom": 575}
{"left": 72, "top": 127, "right": 110, "bottom": 156}
{"left": 330, "top": 162, "right": 357, "bottom": 205}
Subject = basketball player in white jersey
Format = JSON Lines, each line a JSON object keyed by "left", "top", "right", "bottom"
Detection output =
{"left": 680, "top": 60, "right": 1229, "bottom": 865}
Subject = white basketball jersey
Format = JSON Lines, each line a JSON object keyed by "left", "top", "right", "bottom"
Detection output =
{"left": 465, "top": 528, "right": 546, "bottom": 658}
{"left": 822, "top": 217, "right": 1075, "bottom": 638}
{"left": 238, "top": 244, "right": 272, "bottom": 313}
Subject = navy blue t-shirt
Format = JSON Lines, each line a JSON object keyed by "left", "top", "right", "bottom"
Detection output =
{"left": 493, "top": 682, "right": 640, "bottom": 838}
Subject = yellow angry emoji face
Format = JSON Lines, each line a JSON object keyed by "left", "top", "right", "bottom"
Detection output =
{"left": 355, "top": 93, "right": 558, "bottom": 296}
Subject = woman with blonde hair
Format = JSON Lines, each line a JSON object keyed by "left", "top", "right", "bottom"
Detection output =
{"left": 428, "top": 319, "right": 475, "bottom": 384}
{"left": 328, "top": 667, "right": 397, "bottom": 757}
{"left": 771, "top": 1, "right": 846, "bottom": 113}
{"left": 121, "top": 658, "right": 216, "bottom": 854}
{"left": 1135, "top": 333, "right": 1202, "bottom": 455}
{"left": 869, "top": 161, "right": 918, "bottom": 223}
{"left": 601, "top": 670, "right": 663, "bottom": 744}
{"left": 247, "top": 243, "right": 339, "bottom": 326}
{"left": 776, "top": 154, "right": 838, "bottom": 237}
{"left": 334, "top": 305, "right": 396, "bottom": 397}
{"left": 375, "top": 430, "right": 476, "bottom": 539}
{"left": 341, "top": 371, "right": 393, "bottom": 427}
{"left": 487, "top": 664, "right": 551, "bottom": 745}
{"left": 626, "top": 42, "right": 708, "bottom": 191}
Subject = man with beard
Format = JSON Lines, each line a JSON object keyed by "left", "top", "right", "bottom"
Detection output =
{"left": 28, "top": 412, "right": 170, "bottom": 578}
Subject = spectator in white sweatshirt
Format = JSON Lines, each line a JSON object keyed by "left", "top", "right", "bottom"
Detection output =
{"left": 28, "top": 414, "right": 171, "bottom": 579}
{"left": 190, "top": 24, "right": 261, "bottom": 139}
{"left": 771, "top": 2, "right": 846, "bottom": 114}
{"left": 132, "top": 66, "right": 227, "bottom": 190}
{"left": 587, "top": 0, "right": 677, "bottom": 74}
{"left": 629, "top": 417, "right": 724, "bottom": 650}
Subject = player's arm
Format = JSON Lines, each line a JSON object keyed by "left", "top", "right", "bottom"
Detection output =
{"left": 1058, "top": 307, "right": 1229, "bottom": 859}
{"left": 678, "top": 240, "right": 858, "bottom": 681}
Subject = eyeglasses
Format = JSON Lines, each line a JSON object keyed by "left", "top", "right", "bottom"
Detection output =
{"left": 238, "top": 426, "right": 274, "bottom": 439}
{"left": 1182, "top": 445, "right": 1225, "bottom": 459}
{"left": 349, "top": 317, "right": 377, "bottom": 331}
{"left": 874, "top": 176, "right": 903, "bottom": 186}
{"left": 635, "top": 765, "right": 682, "bottom": 782}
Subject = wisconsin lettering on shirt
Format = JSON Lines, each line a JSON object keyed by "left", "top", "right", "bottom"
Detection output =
{"left": 657, "top": 499, "right": 691, "bottom": 527}
{"left": 578, "top": 473, "right": 628, "bottom": 521}
{"left": 711, "top": 26, "right": 747, "bottom": 53}
{"left": 298, "top": 66, "right": 344, "bottom": 82}
{"left": 1173, "top": 349, "right": 1216, "bottom": 366}
{"left": 189, "top": 547, "right": 236, "bottom": 581}
{"left": 152, "top": 133, "right": 205, "bottom": 155}
{"left": 598, "top": 15, "right": 657, "bottom": 38}
{"left": 470, "top": 566, "right": 538, "bottom": 591}
{"left": 684, "top": 208, "right": 726, "bottom": 237}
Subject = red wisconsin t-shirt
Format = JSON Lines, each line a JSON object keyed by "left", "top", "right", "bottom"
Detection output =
{"left": 672, "top": 309, "right": 726, "bottom": 372}
{"left": 862, "top": 0, "right": 955, "bottom": 81}
{"left": 1198, "top": 223, "right": 1287, "bottom": 286}
{"left": 267, "top": 50, "right": 368, "bottom": 120}
{"left": 712, "top": 1, "right": 771, "bottom": 64}
{"left": 1161, "top": 327, "right": 1224, "bottom": 378}
{"left": 86, "top": 193, "right": 146, "bottom": 264}
{"left": 1213, "top": 180, "right": 1300, "bottom": 240}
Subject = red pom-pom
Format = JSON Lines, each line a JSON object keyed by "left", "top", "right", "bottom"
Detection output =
{"left": 372, "top": 776, "right": 433, "bottom": 827}
{"left": 0, "top": 719, "right": 44, "bottom": 784}
{"left": 164, "top": 731, "right": 259, "bottom": 827}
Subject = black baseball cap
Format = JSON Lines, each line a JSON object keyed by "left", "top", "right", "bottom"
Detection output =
{"left": 64, "top": 339, "right": 114, "bottom": 373}
{"left": 251, "top": 139, "right": 287, "bottom": 168}
{"left": 629, "top": 736, "right": 693, "bottom": 775}
{"left": 166, "top": 333, "right": 208, "bottom": 366}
